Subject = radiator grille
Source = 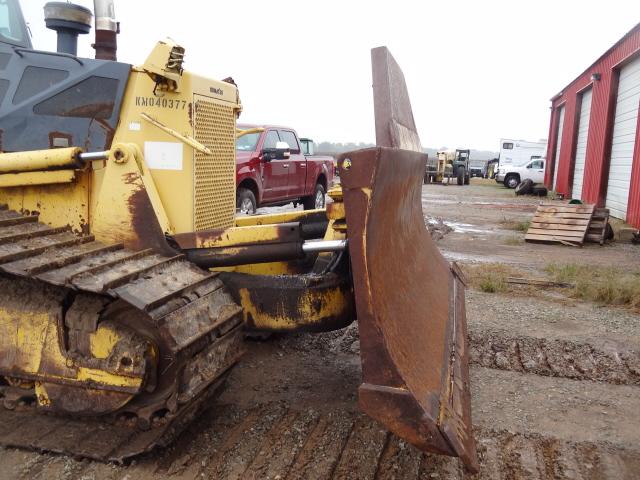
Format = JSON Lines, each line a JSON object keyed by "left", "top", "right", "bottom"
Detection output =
{"left": 193, "top": 99, "right": 236, "bottom": 231}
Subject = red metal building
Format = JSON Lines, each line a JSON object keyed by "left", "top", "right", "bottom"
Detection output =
{"left": 545, "top": 22, "right": 640, "bottom": 228}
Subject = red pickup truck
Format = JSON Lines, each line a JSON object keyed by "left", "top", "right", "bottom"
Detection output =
{"left": 235, "top": 124, "right": 334, "bottom": 214}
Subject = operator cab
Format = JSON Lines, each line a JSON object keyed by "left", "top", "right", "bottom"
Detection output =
{"left": 455, "top": 149, "right": 470, "bottom": 161}
{"left": 0, "top": 0, "right": 31, "bottom": 49}
{"left": 0, "top": 0, "right": 131, "bottom": 154}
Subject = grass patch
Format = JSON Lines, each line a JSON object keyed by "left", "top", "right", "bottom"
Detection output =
{"left": 472, "top": 178, "right": 503, "bottom": 188}
{"left": 545, "top": 263, "right": 640, "bottom": 310}
{"left": 463, "top": 264, "right": 516, "bottom": 293}
{"left": 504, "top": 235, "right": 523, "bottom": 246}
{"left": 500, "top": 218, "right": 531, "bottom": 232}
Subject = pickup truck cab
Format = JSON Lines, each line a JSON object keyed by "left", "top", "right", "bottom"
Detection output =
{"left": 235, "top": 124, "right": 334, "bottom": 214}
{"left": 496, "top": 157, "right": 546, "bottom": 189}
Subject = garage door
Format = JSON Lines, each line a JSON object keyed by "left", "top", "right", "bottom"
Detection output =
{"left": 606, "top": 55, "right": 640, "bottom": 220}
{"left": 571, "top": 88, "right": 593, "bottom": 200}
{"left": 553, "top": 106, "right": 565, "bottom": 191}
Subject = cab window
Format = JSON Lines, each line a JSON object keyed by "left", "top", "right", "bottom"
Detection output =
{"left": 528, "top": 160, "right": 544, "bottom": 169}
{"left": 0, "top": 0, "right": 30, "bottom": 48}
{"left": 236, "top": 132, "right": 261, "bottom": 151}
{"left": 263, "top": 130, "right": 280, "bottom": 149}
{"left": 279, "top": 130, "right": 300, "bottom": 153}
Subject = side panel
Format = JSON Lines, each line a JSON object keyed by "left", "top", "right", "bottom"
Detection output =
{"left": 106, "top": 70, "right": 194, "bottom": 234}
{"left": 259, "top": 130, "right": 290, "bottom": 202}
{"left": 0, "top": 170, "right": 91, "bottom": 234}
{"left": 278, "top": 129, "right": 306, "bottom": 198}
{"left": 304, "top": 159, "right": 323, "bottom": 195}
{"left": 606, "top": 55, "right": 640, "bottom": 220}
{"left": 553, "top": 107, "right": 566, "bottom": 191}
{"left": 572, "top": 88, "right": 593, "bottom": 200}
{"left": 108, "top": 70, "right": 240, "bottom": 234}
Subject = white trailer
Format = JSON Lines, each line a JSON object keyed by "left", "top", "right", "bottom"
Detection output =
{"left": 497, "top": 139, "right": 547, "bottom": 168}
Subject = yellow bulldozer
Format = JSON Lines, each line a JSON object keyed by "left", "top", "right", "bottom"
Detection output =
{"left": 0, "top": 0, "right": 477, "bottom": 472}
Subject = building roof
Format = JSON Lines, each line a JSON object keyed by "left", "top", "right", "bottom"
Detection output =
{"left": 551, "top": 21, "right": 640, "bottom": 100}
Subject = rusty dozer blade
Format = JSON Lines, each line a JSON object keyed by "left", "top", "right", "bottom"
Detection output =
{"left": 337, "top": 47, "right": 478, "bottom": 472}
{"left": 340, "top": 148, "right": 477, "bottom": 472}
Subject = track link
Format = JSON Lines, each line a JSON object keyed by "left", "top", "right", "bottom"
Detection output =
{"left": 0, "top": 207, "right": 245, "bottom": 461}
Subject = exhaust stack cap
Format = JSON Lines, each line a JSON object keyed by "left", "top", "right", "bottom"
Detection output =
{"left": 44, "top": 2, "right": 92, "bottom": 56}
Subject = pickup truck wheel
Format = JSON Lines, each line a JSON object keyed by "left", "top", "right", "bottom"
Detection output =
{"left": 237, "top": 188, "right": 257, "bottom": 215}
{"left": 504, "top": 174, "right": 520, "bottom": 189}
{"left": 303, "top": 184, "right": 326, "bottom": 210}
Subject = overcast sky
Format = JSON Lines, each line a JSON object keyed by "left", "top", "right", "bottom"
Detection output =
{"left": 21, "top": 1, "right": 640, "bottom": 151}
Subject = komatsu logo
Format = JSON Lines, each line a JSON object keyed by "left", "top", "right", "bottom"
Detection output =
{"left": 210, "top": 87, "right": 224, "bottom": 96}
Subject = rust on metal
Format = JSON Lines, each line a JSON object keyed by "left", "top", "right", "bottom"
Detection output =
{"left": 94, "top": 118, "right": 116, "bottom": 151}
{"left": 123, "top": 172, "right": 177, "bottom": 255}
{"left": 94, "top": 29, "right": 118, "bottom": 62}
{"left": 371, "top": 46, "right": 422, "bottom": 152}
{"left": 171, "top": 218, "right": 330, "bottom": 268}
{"left": 171, "top": 222, "right": 303, "bottom": 250}
{"left": 341, "top": 147, "right": 478, "bottom": 472}
{"left": 61, "top": 103, "right": 115, "bottom": 119}
{"left": 337, "top": 46, "right": 478, "bottom": 472}
{"left": 0, "top": 208, "right": 246, "bottom": 460}
{"left": 220, "top": 269, "right": 355, "bottom": 333}
{"left": 184, "top": 242, "right": 305, "bottom": 268}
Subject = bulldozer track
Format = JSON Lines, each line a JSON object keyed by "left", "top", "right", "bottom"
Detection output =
{"left": 0, "top": 207, "right": 245, "bottom": 461}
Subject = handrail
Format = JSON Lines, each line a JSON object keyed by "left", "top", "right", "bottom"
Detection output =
{"left": 12, "top": 48, "right": 84, "bottom": 66}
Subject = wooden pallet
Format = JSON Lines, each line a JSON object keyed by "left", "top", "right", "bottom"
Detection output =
{"left": 525, "top": 203, "right": 595, "bottom": 246}
{"left": 585, "top": 208, "right": 610, "bottom": 245}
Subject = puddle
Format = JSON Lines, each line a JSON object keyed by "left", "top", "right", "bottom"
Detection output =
{"left": 421, "top": 197, "right": 538, "bottom": 210}
{"left": 426, "top": 217, "right": 492, "bottom": 235}
{"left": 445, "top": 222, "right": 491, "bottom": 234}
{"left": 442, "top": 251, "right": 492, "bottom": 263}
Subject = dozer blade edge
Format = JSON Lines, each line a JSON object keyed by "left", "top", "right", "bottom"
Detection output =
{"left": 339, "top": 146, "right": 479, "bottom": 473}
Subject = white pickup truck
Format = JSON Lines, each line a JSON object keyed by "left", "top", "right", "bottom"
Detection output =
{"left": 495, "top": 157, "right": 546, "bottom": 189}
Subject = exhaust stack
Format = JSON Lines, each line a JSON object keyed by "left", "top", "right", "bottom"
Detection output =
{"left": 93, "top": 0, "right": 119, "bottom": 61}
{"left": 43, "top": 2, "right": 92, "bottom": 56}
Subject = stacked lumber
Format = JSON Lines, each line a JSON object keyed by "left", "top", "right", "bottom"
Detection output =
{"left": 525, "top": 203, "right": 595, "bottom": 246}
{"left": 586, "top": 208, "right": 610, "bottom": 245}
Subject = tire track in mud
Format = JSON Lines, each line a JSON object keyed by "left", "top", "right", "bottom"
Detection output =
{"left": 155, "top": 364, "right": 640, "bottom": 480}
{"left": 164, "top": 416, "right": 639, "bottom": 480}
{"left": 0, "top": 331, "right": 638, "bottom": 479}
{"left": 4, "top": 409, "right": 636, "bottom": 480}
{"left": 282, "top": 323, "right": 640, "bottom": 386}
{"left": 469, "top": 329, "right": 640, "bottom": 385}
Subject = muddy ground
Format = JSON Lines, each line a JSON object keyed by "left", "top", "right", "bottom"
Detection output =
{"left": 1, "top": 179, "right": 639, "bottom": 479}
